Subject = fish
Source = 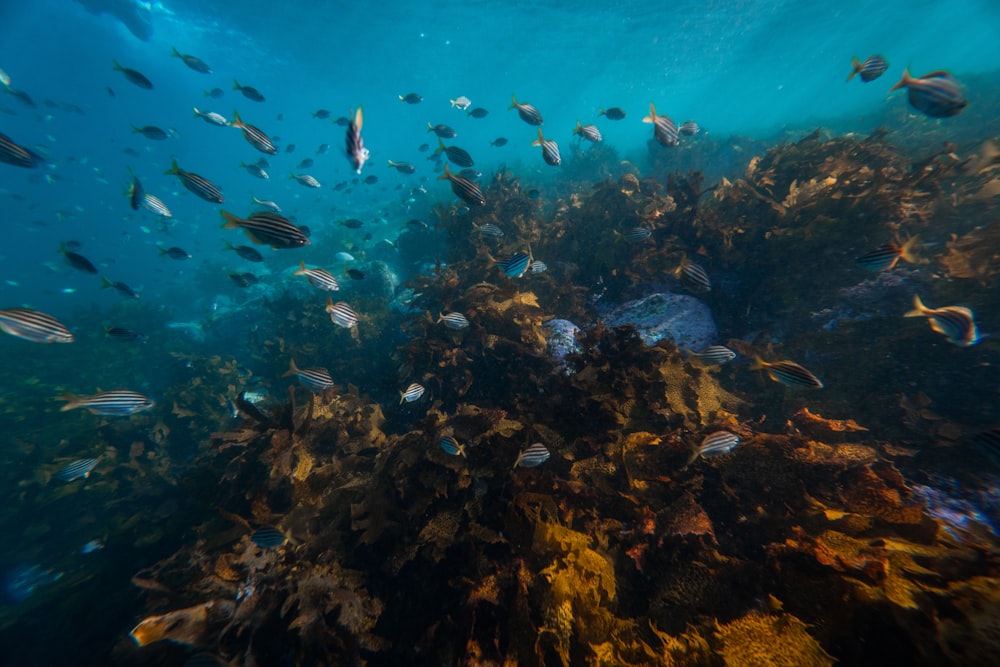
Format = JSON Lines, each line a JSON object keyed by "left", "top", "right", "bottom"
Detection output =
{"left": 221, "top": 210, "right": 310, "bottom": 249}
{"left": 335, "top": 252, "right": 355, "bottom": 262}
{"left": 55, "top": 457, "right": 102, "bottom": 482}
{"left": 690, "top": 345, "right": 737, "bottom": 365}
{"left": 59, "top": 243, "right": 98, "bottom": 274}
{"left": 238, "top": 161, "right": 268, "bottom": 180}
{"left": 113, "top": 60, "right": 153, "bottom": 89}
{"left": 643, "top": 103, "right": 678, "bottom": 147}
{"left": 751, "top": 358, "right": 824, "bottom": 389}
{"left": 388, "top": 160, "right": 416, "bottom": 174}
{"left": 399, "top": 92, "right": 422, "bottom": 104}
{"left": 599, "top": 107, "right": 626, "bottom": 120}
{"left": 490, "top": 137, "right": 508, "bottom": 147}
{"left": 905, "top": 295, "right": 980, "bottom": 347}
{"left": 170, "top": 47, "right": 212, "bottom": 74}
{"left": 312, "top": 109, "right": 331, "bottom": 119}
{"left": 399, "top": 382, "right": 425, "bottom": 404}
{"left": 495, "top": 249, "right": 532, "bottom": 278}
{"left": 158, "top": 245, "right": 191, "bottom": 260}
{"left": 127, "top": 170, "right": 144, "bottom": 210}
{"left": 59, "top": 390, "right": 155, "bottom": 416}
{"left": 141, "top": 193, "right": 172, "bottom": 217}
{"left": 675, "top": 256, "right": 711, "bottom": 292}
{"left": 847, "top": 55, "right": 888, "bottom": 82}
{"left": 427, "top": 123, "right": 458, "bottom": 139}
{"left": 678, "top": 121, "right": 701, "bottom": 136}
{"left": 230, "top": 110, "right": 276, "bottom": 154}
{"left": 889, "top": 69, "right": 967, "bottom": 118}
{"left": 341, "top": 218, "right": 364, "bottom": 229}
{"left": 0, "top": 131, "right": 40, "bottom": 168}
{"left": 345, "top": 268, "right": 366, "bottom": 280}
{"left": 283, "top": 358, "right": 336, "bottom": 393}
{"left": 436, "top": 139, "right": 474, "bottom": 167}
{"left": 509, "top": 95, "right": 543, "bottom": 125}
{"left": 5, "top": 87, "right": 35, "bottom": 108}
{"left": 363, "top": 175, "right": 379, "bottom": 185}
{"left": 81, "top": 539, "right": 105, "bottom": 554}
{"left": 252, "top": 196, "right": 281, "bottom": 212}
{"left": 294, "top": 260, "right": 339, "bottom": 291}
{"left": 345, "top": 106, "right": 370, "bottom": 174}
{"left": 204, "top": 87, "right": 224, "bottom": 98}
{"left": 619, "top": 227, "right": 652, "bottom": 242}
{"left": 855, "top": 237, "right": 919, "bottom": 271}
{"left": 438, "top": 163, "right": 485, "bottom": 206}
{"left": 290, "top": 173, "right": 322, "bottom": 188}
{"left": 297, "top": 157, "right": 314, "bottom": 169}
{"left": 439, "top": 435, "right": 466, "bottom": 457}
{"left": 473, "top": 222, "right": 504, "bottom": 238}
{"left": 105, "top": 326, "right": 144, "bottom": 342}
{"left": 222, "top": 240, "right": 264, "bottom": 262}
{"left": 467, "top": 107, "right": 489, "bottom": 118}
{"left": 0, "top": 308, "right": 73, "bottom": 343}
{"left": 513, "top": 443, "right": 550, "bottom": 469}
{"left": 165, "top": 160, "right": 223, "bottom": 203}
{"left": 529, "top": 260, "right": 548, "bottom": 274}
{"left": 438, "top": 312, "right": 470, "bottom": 329}
{"left": 233, "top": 80, "right": 265, "bottom": 102}
{"left": 687, "top": 431, "right": 740, "bottom": 465}
{"left": 450, "top": 96, "right": 472, "bottom": 110}
{"left": 132, "top": 125, "right": 168, "bottom": 140}
{"left": 101, "top": 278, "right": 140, "bottom": 299}
{"left": 0, "top": 67, "right": 8, "bottom": 87}
{"left": 228, "top": 272, "right": 257, "bottom": 288}
{"left": 531, "top": 128, "right": 561, "bottom": 166}
{"left": 250, "top": 526, "right": 285, "bottom": 548}
{"left": 573, "top": 121, "right": 602, "bottom": 143}
{"left": 325, "top": 297, "right": 360, "bottom": 330}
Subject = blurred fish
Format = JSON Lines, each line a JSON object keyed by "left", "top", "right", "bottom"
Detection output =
{"left": 192, "top": 107, "right": 227, "bottom": 126}
{"left": 529, "top": 260, "right": 548, "bottom": 274}
{"left": 435, "top": 139, "right": 474, "bottom": 167}
{"left": 59, "top": 243, "right": 98, "bottom": 274}
{"left": 239, "top": 160, "right": 269, "bottom": 180}
{"left": 599, "top": 107, "right": 626, "bottom": 120}
{"left": 687, "top": 431, "right": 740, "bottom": 465}
{"left": 250, "top": 526, "right": 285, "bottom": 548}
{"left": 341, "top": 218, "right": 364, "bottom": 229}
{"left": 290, "top": 172, "right": 322, "bottom": 188}
{"left": 81, "top": 539, "right": 105, "bottom": 554}
{"left": 204, "top": 87, "right": 224, "bottom": 99}
{"left": 399, "top": 382, "right": 425, "bottom": 404}
{"left": 132, "top": 125, "right": 168, "bottom": 140}
{"left": 905, "top": 296, "right": 980, "bottom": 347}
{"left": 690, "top": 345, "right": 737, "bottom": 365}
{"left": 0, "top": 67, "right": 8, "bottom": 87}
{"left": 458, "top": 168, "right": 481, "bottom": 180}
{"left": 679, "top": 121, "right": 700, "bottom": 136}
{"left": 101, "top": 278, "right": 140, "bottom": 299}
{"left": 5, "top": 87, "right": 35, "bottom": 108}
{"left": 283, "top": 358, "right": 336, "bottom": 393}
{"left": 113, "top": 60, "right": 153, "bottom": 89}
{"left": 889, "top": 69, "right": 967, "bottom": 118}
{"left": 127, "top": 169, "right": 144, "bottom": 210}
{"left": 438, "top": 312, "right": 469, "bottom": 329}
{"left": 363, "top": 174, "right": 378, "bottom": 184}
{"left": 490, "top": 137, "right": 508, "bottom": 147}
{"left": 294, "top": 260, "right": 339, "bottom": 291}
{"left": 105, "top": 326, "right": 144, "bottom": 342}
{"left": 573, "top": 121, "right": 602, "bottom": 143}
{"left": 228, "top": 272, "right": 257, "bottom": 288}
{"left": 399, "top": 92, "right": 422, "bottom": 104}
{"left": 450, "top": 96, "right": 471, "bottom": 110}
{"left": 221, "top": 210, "right": 310, "bottom": 249}
{"left": 141, "top": 193, "right": 172, "bottom": 217}
{"left": 230, "top": 109, "right": 276, "bottom": 154}
{"left": 0, "top": 308, "right": 73, "bottom": 343}
{"left": 643, "top": 103, "right": 678, "bottom": 147}
{"left": 252, "top": 196, "right": 281, "bottom": 212}
{"left": 439, "top": 163, "right": 485, "bottom": 206}
{"left": 388, "top": 159, "right": 416, "bottom": 174}
{"left": 171, "top": 47, "right": 212, "bottom": 74}
{"left": 427, "top": 123, "right": 457, "bottom": 139}
{"left": 847, "top": 54, "right": 888, "bottom": 82}
{"left": 467, "top": 107, "right": 489, "bottom": 118}
{"left": 335, "top": 251, "right": 355, "bottom": 262}
{"left": 55, "top": 457, "right": 101, "bottom": 482}
{"left": 312, "top": 109, "right": 331, "bottom": 119}
{"left": 473, "top": 222, "right": 504, "bottom": 238}
{"left": 297, "top": 157, "right": 314, "bottom": 169}
{"left": 0, "top": 131, "right": 41, "bottom": 168}
{"left": 439, "top": 435, "right": 466, "bottom": 457}
{"left": 345, "top": 106, "right": 370, "bottom": 174}
{"left": 59, "top": 389, "right": 154, "bottom": 415}
{"left": 233, "top": 80, "right": 264, "bottom": 102}
{"left": 333, "top": 116, "right": 350, "bottom": 127}
{"left": 531, "top": 128, "right": 560, "bottom": 166}
{"left": 166, "top": 160, "right": 223, "bottom": 203}
{"left": 495, "top": 249, "right": 532, "bottom": 278}
{"left": 158, "top": 245, "right": 190, "bottom": 260}
{"left": 513, "top": 443, "right": 550, "bottom": 469}
{"left": 325, "top": 298, "right": 360, "bottom": 330}
{"left": 509, "top": 95, "right": 543, "bottom": 125}
{"left": 417, "top": 143, "right": 431, "bottom": 152}
{"left": 618, "top": 227, "right": 652, "bottom": 242}
{"left": 345, "top": 269, "right": 366, "bottom": 280}
{"left": 855, "top": 237, "right": 919, "bottom": 271}
{"left": 751, "top": 358, "right": 824, "bottom": 389}
{"left": 675, "top": 256, "right": 711, "bottom": 292}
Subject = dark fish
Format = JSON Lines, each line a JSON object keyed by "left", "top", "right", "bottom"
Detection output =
{"left": 101, "top": 278, "right": 140, "bottom": 299}
{"left": 513, "top": 443, "right": 550, "bottom": 469}
{"left": 106, "top": 86, "right": 116, "bottom": 97}
{"left": 295, "top": 261, "right": 339, "bottom": 291}
{"left": 325, "top": 298, "right": 360, "bottom": 330}
{"left": 496, "top": 249, "right": 532, "bottom": 278}
{"left": 113, "top": 60, "right": 153, "bottom": 89}
{"left": 676, "top": 256, "right": 711, "bottom": 292}
{"left": 388, "top": 159, "right": 416, "bottom": 174}
{"left": 439, "top": 435, "right": 466, "bottom": 457}
{"left": 312, "top": 109, "right": 331, "bottom": 119}
{"left": 427, "top": 123, "right": 457, "bottom": 139}
{"left": 437, "top": 312, "right": 469, "bottom": 329}
{"left": 158, "top": 245, "right": 191, "bottom": 260}
{"left": 5, "top": 87, "right": 35, "bottom": 108}
{"left": 490, "top": 137, "right": 508, "bottom": 147}
{"left": 889, "top": 69, "right": 967, "bottom": 118}
{"left": 285, "top": 144, "right": 296, "bottom": 154}
{"left": 855, "top": 237, "right": 919, "bottom": 271}
{"left": 438, "top": 163, "right": 485, "bottom": 206}
{"left": 398, "top": 92, "right": 422, "bottom": 104}
{"left": 316, "top": 143, "right": 330, "bottom": 154}
{"left": 105, "top": 326, "right": 144, "bottom": 342}
{"left": 346, "top": 269, "right": 366, "bottom": 280}
{"left": 752, "top": 358, "right": 824, "bottom": 389}
{"left": 436, "top": 139, "right": 474, "bottom": 167}
{"left": 363, "top": 174, "right": 378, "bottom": 184}
{"left": 166, "top": 159, "right": 223, "bottom": 203}
{"left": 250, "top": 526, "right": 286, "bottom": 548}
{"left": 230, "top": 109, "right": 276, "bottom": 154}
{"left": 526, "top": 188, "right": 541, "bottom": 199}
{"left": 221, "top": 210, "right": 310, "bottom": 249}
{"left": 905, "top": 296, "right": 980, "bottom": 347}
{"left": 127, "top": 169, "right": 144, "bottom": 210}
{"left": 509, "top": 95, "right": 543, "bottom": 125}
{"left": 59, "top": 389, "right": 155, "bottom": 416}
{"left": 222, "top": 240, "right": 263, "bottom": 262}
{"left": 620, "top": 227, "right": 652, "bottom": 242}
{"left": 405, "top": 219, "right": 429, "bottom": 229}
{"left": 341, "top": 218, "right": 364, "bottom": 229}
{"left": 459, "top": 168, "right": 481, "bottom": 180}
{"left": 467, "top": 107, "right": 489, "bottom": 118}
{"left": 233, "top": 80, "right": 264, "bottom": 102}
{"left": 132, "top": 125, "right": 168, "bottom": 140}
{"left": 643, "top": 103, "right": 678, "bottom": 147}
{"left": 297, "top": 157, "right": 314, "bottom": 169}
{"left": 239, "top": 160, "right": 269, "bottom": 179}
{"left": 345, "top": 106, "right": 369, "bottom": 174}
{"left": 690, "top": 345, "right": 737, "bottom": 365}
{"left": 170, "top": 47, "right": 212, "bottom": 74}
{"left": 847, "top": 55, "right": 888, "bottom": 83}
{"left": 687, "top": 431, "right": 740, "bottom": 465}
{"left": 229, "top": 272, "right": 257, "bottom": 287}
{"left": 531, "top": 128, "right": 560, "bottom": 166}
{"left": 0, "top": 308, "right": 73, "bottom": 343}
{"left": 205, "top": 87, "right": 224, "bottom": 98}
{"left": 399, "top": 382, "right": 425, "bottom": 404}
{"left": 599, "top": 107, "right": 626, "bottom": 120}
{"left": 573, "top": 121, "right": 602, "bottom": 143}
{"left": 332, "top": 116, "right": 350, "bottom": 127}
{"left": 0, "top": 131, "right": 40, "bottom": 168}
{"left": 56, "top": 457, "right": 101, "bottom": 482}
{"left": 678, "top": 121, "right": 700, "bottom": 136}
{"left": 283, "top": 358, "right": 336, "bottom": 393}
{"left": 417, "top": 143, "right": 431, "bottom": 152}
{"left": 59, "top": 243, "right": 98, "bottom": 274}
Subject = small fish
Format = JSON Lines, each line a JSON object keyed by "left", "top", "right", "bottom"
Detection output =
{"left": 158, "top": 245, "right": 191, "bottom": 260}
{"left": 905, "top": 296, "right": 980, "bottom": 347}
{"left": 490, "top": 137, "right": 508, "bottom": 147}
{"left": 0, "top": 308, "right": 73, "bottom": 343}
{"left": 233, "top": 80, "right": 264, "bottom": 102}
{"left": 531, "top": 128, "right": 560, "bottom": 166}
{"left": 141, "top": 193, "right": 172, "bottom": 217}
{"left": 889, "top": 69, "right": 967, "bottom": 118}
{"left": 513, "top": 443, "right": 550, "bottom": 469}
{"left": 222, "top": 240, "right": 263, "bottom": 262}
{"left": 166, "top": 160, "right": 223, "bottom": 203}
{"left": 204, "top": 87, "right": 224, "bottom": 99}
{"left": 573, "top": 121, "right": 602, "bottom": 143}
{"left": 439, "top": 435, "right": 466, "bottom": 457}
{"left": 101, "top": 278, "right": 140, "bottom": 299}
{"left": 239, "top": 160, "right": 269, "bottom": 180}
{"left": 297, "top": 157, "right": 314, "bottom": 169}
{"left": 59, "top": 243, "right": 98, "bottom": 274}
{"left": 294, "top": 260, "right": 339, "bottom": 291}
{"left": 317, "top": 142, "right": 331, "bottom": 154}
{"left": 417, "top": 143, "right": 431, "bottom": 152}
{"left": 283, "top": 358, "right": 336, "bottom": 393}
{"left": 81, "top": 539, "right": 105, "bottom": 554}
{"left": 399, "top": 92, "right": 422, "bottom": 104}
{"left": 529, "top": 260, "right": 548, "bottom": 274}
{"left": 438, "top": 312, "right": 469, "bottom": 329}
{"left": 230, "top": 109, "right": 276, "bottom": 154}
{"left": 55, "top": 457, "right": 101, "bottom": 482}
{"left": 312, "top": 109, "right": 331, "bottom": 119}
{"left": 643, "top": 103, "right": 678, "bottom": 147}
{"left": 427, "top": 123, "right": 458, "bottom": 139}
{"left": 59, "top": 390, "right": 155, "bottom": 416}
{"left": 847, "top": 55, "right": 888, "bottom": 82}
{"left": 325, "top": 297, "right": 360, "bottom": 330}
{"left": 675, "top": 256, "right": 711, "bottom": 292}
{"left": 690, "top": 345, "right": 737, "bottom": 365}
{"left": 388, "top": 159, "right": 416, "bottom": 174}
{"left": 467, "top": 107, "right": 489, "bottom": 118}
{"left": 439, "top": 163, "right": 485, "bottom": 206}
{"left": 228, "top": 272, "right": 257, "bottom": 288}
{"left": 0, "top": 131, "right": 40, "bottom": 168}
{"left": 509, "top": 95, "right": 543, "bottom": 125}
{"left": 599, "top": 107, "right": 626, "bottom": 120}
{"left": 127, "top": 170, "right": 144, "bottom": 210}
{"left": 105, "top": 326, "right": 144, "bottom": 342}
{"left": 619, "top": 227, "right": 652, "bottom": 242}
{"left": 450, "top": 96, "right": 472, "bottom": 110}
{"left": 687, "top": 431, "right": 740, "bottom": 465}
{"left": 678, "top": 121, "right": 700, "bottom": 136}
{"left": 221, "top": 210, "right": 310, "bottom": 249}
{"left": 363, "top": 174, "right": 378, "bottom": 184}
{"left": 495, "top": 249, "right": 532, "bottom": 278}
{"left": 751, "top": 358, "right": 824, "bottom": 389}
{"left": 131, "top": 125, "right": 168, "bottom": 140}
{"left": 855, "top": 237, "right": 919, "bottom": 271}
{"left": 473, "top": 222, "right": 504, "bottom": 238}
{"left": 113, "top": 60, "right": 153, "bottom": 89}
{"left": 345, "top": 106, "right": 370, "bottom": 174}
{"left": 252, "top": 196, "right": 281, "bottom": 212}
{"left": 250, "top": 526, "right": 285, "bottom": 548}
{"left": 399, "top": 382, "right": 425, "bottom": 404}
{"left": 291, "top": 172, "right": 322, "bottom": 188}
{"left": 171, "top": 47, "right": 212, "bottom": 74}
{"left": 341, "top": 218, "right": 364, "bottom": 229}
{"left": 435, "top": 139, "right": 474, "bottom": 167}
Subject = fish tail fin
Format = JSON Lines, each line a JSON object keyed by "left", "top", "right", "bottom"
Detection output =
{"left": 643, "top": 102, "right": 657, "bottom": 124}
{"left": 282, "top": 358, "right": 300, "bottom": 378}
{"left": 157, "top": 245, "right": 166, "bottom": 256}
{"left": 749, "top": 356, "right": 767, "bottom": 371}
{"left": 192, "top": 107, "right": 201, "bottom": 118}
{"left": 131, "top": 125, "right": 140, "bottom": 133}
{"left": 905, "top": 295, "right": 928, "bottom": 317}
{"left": 293, "top": 260, "right": 307, "bottom": 275}
{"left": 398, "top": 94, "right": 404, "bottom": 101}
{"left": 900, "top": 235, "right": 921, "bottom": 265}
{"left": 100, "top": 277, "right": 113, "bottom": 290}
{"left": 112, "top": 60, "right": 122, "bottom": 72}
{"left": 220, "top": 210, "right": 241, "bottom": 229}
{"left": 437, "top": 163, "right": 452, "bottom": 180}
{"left": 685, "top": 447, "right": 700, "bottom": 467}
{"left": 508, "top": 94, "right": 518, "bottom": 110}
{"left": 889, "top": 68, "right": 912, "bottom": 93}
{"left": 232, "top": 79, "right": 241, "bottom": 90}
{"left": 573, "top": 120, "right": 583, "bottom": 135}
{"left": 164, "top": 159, "right": 179, "bottom": 175}
{"left": 231, "top": 109, "right": 242, "bottom": 127}
{"left": 531, "top": 128, "right": 544, "bottom": 146}
{"left": 58, "top": 393, "right": 81, "bottom": 411}
{"left": 427, "top": 122, "right": 435, "bottom": 132}
{"left": 847, "top": 57, "right": 861, "bottom": 82}
{"left": 170, "top": 46, "right": 181, "bottom": 58}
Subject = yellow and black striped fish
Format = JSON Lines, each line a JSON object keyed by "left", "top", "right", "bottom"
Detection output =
{"left": 166, "top": 160, "right": 223, "bottom": 203}
{"left": 0, "top": 308, "right": 74, "bottom": 343}
{"left": 230, "top": 110, "right": 276, "bottom": 155}
{"left": 751, "top": 357, "right": 823, "bottom": 389}
{"left": 59, "top": 390, "right": 154, "bottom": 416}
{"left": 221, "top": 210, "right": 310, "bottom": 249}
{"left": 438, "top": 163, "right": 485, "bottom": 206}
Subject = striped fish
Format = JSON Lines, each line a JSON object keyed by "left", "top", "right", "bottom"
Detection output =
{"left": 230, "top": 110, "right": 276, "bottom": 154}
{"left": 0, "top": 308, "right": 74, "bottom": 343}
{"left": 677, "top": 257, "right": 711, "bottom": 292}
{"left": 509, "top": 95, "right": 543, "bottom": 126}
{"left": 847, "top": 55, "right": 889, "bottom": 82}
{"left": 0, "top": 131, "right": 40, "bottom": 168}
{"left": 221, "top": 210, "right": 310, "bottom": 249}
{"left": 59, "top": 390, "right": 155, "bottom": 416}
{"left": 283, "top": 359, "right": 336, "bottom": 393}
{"left": 141, "top": 193, "right": 172, "bottom": 217}
{"left": 436, "top": 140, "right": 474, "bottom": 167}
{"left": 325, "top": 297, "right": 359, "bottom": 329}
{"left": 751, "top": 358, "right": 823, "bottom": 389}
{"left": 513, "top": 443, "right": 550, "bottom": 469}
{"left": 294, "top": 260, "right": 339, "bottom": 291}
{"left": 529, "top": 260, "right": 548, "bottom": 274}
{"left": 905, "top": 295, "right": 980, "bottom": 347}
{"left": 399, "top": 382, "right": 425, "bottom": 404}
{"left": 439, "top": 435, "right": 466, "bottom": 457}
{"left": 250, "top": 526, "right": 286, "bottom": 548}
{"left": 128, "top": 171, "right": 144, "bottom": 210}
{"left": 55, "top": 457, "right": 101, "bottom": 482}
{"left": 889, "top": 69, "right": 967, "bottom": 118}
{"left": 679, "top": 121, "right": 701, "bottom": 136}
{"left": 496, "top": 249, "right": 532, "bottom": 278}
{"left": 855, "top": 237, "right": 918, "bottom": 271}
{"left": 473, "top": 222, "right": 504, "bottom": 238}
{"left": 193, "top": 107, "right": 227, "bottom": 126}
{"left": 439, "top": 163, "right": 485, "bottom": 206}
{"left": 691, "top": 345, "right": 737, "bottom": 365}
{"left": 620, "top": 227, "right": 652, "bottom": 242}
{"left": 345, "top": 106, "right": 370, "bottom": 174}
{"left": 573, "top": 121, "right": 602, "bottom": 143}
{"left": 531, "top": 128, "right": 561, "bottom": 166}
{"left": 437, "top": 312, "right": 470, "bottom": 329}
{"left": 687, "top": 431, "right": 740, "bottom": 465}
{"left": 290, "top": 173, "right": 322, "bottom": 188}
{"left": 165, "top": 159, "right": 223, "bottom": 203}
{"left": 643, "top": 103, "right": 678, "bottom": 147}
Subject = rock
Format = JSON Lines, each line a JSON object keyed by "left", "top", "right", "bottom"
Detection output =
{"left": 601, "top": 292, "right": 716, "bottom": 350}
{"left": 546, "top": 319, "right": 582, "bottom": 374}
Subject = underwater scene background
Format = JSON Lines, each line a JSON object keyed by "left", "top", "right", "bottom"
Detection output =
{"left": 2, "top": 0, "right": 1000, "bottom": 664}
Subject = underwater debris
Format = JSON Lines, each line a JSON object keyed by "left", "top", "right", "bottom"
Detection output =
{"left": 130, "top": 600, "right": 235, "bottom": 647}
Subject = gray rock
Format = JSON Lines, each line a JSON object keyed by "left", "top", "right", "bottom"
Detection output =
{"left": 601, "top": 292, "right": 716, "bottom": 350}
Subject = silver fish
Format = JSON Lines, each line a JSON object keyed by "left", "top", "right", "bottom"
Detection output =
{"left": 513, "top": 443, "right": 550, "bottom": 469}
{"left": 59, "top": 390, "right": 154, "bottom": 416}
{"left": 399, "top": 382, "right": 425, "bottom": 404}
{"left": 437, "top": 312, "right": 470, "bottom": 329}
{"left": 55, "top": 457, "right": 101, "bottom": 482}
